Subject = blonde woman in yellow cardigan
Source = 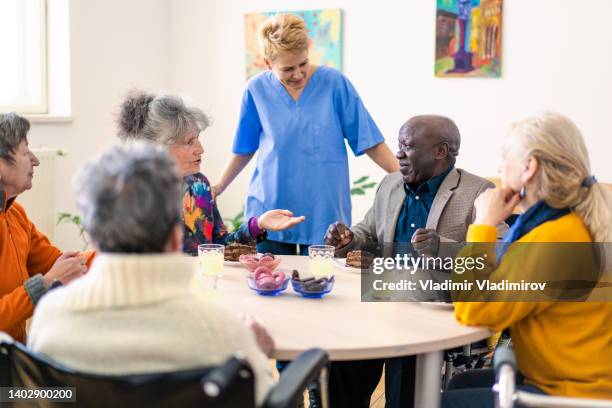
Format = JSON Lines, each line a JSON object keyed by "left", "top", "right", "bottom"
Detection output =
{"left": 443, "top": 112, "right": 612, "bottom": 407}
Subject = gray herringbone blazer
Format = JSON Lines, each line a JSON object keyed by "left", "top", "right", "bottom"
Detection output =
{"left": 336, "top": 168, "right": 508, "bottom": 258}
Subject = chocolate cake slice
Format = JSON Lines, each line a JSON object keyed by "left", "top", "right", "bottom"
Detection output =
{"left": 345, "top": 250, "right": 375, "bottom": 268}
{"left": 224, "top": 242, "right": 256, "bottom": 261}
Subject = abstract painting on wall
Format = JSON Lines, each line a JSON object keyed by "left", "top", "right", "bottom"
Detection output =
{"left": 435, "top": 0, "right": 503, "bottom": 77}
{"left": 244, "top": 9, "right": 342, "bottom": 80}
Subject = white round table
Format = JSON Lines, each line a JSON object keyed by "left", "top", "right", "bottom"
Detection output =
{"left": 197, "top": 255, "right": 490, "bottom": 407}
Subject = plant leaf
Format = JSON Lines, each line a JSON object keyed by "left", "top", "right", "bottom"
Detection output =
{"left": 351, "top": 188, "right": 365, "bottom": 195}
{"left": 56, "top": 212, "right": 88, "bottom": 249}
{"left": 223, "top": 206, "right": 245, "bottom": 233}
{"left": 56, "top": 213, "right": 72, "bottom": 225}
{"left": 353, "top": 176, "right": 369, "bottom": 185}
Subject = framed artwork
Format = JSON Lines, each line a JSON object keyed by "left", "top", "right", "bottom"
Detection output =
{"left": 244, "top": 9, "right": 343, "bottom": 80}
{"left": 435, "top": 0, "right": 503, "bottom": 77}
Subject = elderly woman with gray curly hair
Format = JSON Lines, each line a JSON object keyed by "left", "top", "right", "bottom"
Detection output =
{"left": 27, "top": 142, "right": 275, "bottom": 405}
{"left": 0, "top": 112, "right": 89, "bottom": 344}
{"left": 117, "top": 90, "right": 305, "bottom": 255}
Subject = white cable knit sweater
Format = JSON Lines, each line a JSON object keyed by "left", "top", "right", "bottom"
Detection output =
{"left": 27, "top": 253, "right": 274, "bottom": 405}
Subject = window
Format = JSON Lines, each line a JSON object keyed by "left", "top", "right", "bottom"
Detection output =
{"left": 0, "top": 0, "right": 47, "bottom": 113}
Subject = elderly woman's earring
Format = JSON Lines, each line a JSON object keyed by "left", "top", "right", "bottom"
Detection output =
{"left": 518, "top": 186, "right": 526, "bottom": 200}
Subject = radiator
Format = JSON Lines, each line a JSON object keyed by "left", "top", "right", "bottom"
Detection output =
{"left": 16, "top": 148, "right": 65, "bottom": 240}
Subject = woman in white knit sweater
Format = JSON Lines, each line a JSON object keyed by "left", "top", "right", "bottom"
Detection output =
{"left": 27, "top": 142, "right": 274, "bottom": 405}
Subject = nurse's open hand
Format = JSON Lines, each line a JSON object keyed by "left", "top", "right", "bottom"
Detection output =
{"left": 257, "top": 209, "right": 305, "bottom": 231}
{"left": 324, "top": 222, "right": 354, "bottom": 249}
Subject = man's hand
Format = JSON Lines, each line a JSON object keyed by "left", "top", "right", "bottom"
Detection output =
{"left": 257, "top": 210, "right": 305, "bottom": 231}
{"left": 324, "top": 222, "right": 354, "bottom": 250}
{"left": 411, "top": 228, "right": 440, "bottom": 257}
{"left": 42, "top": 251, "right": 87, "bottom": 288}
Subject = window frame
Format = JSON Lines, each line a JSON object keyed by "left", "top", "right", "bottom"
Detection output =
{"left": 0, "top": 0, "right": 48, "bottom": 114}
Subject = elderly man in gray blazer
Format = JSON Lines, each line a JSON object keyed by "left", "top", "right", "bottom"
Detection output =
{"left": 324, "top": 115, "right": 507, "bottom": 408}
{"left": 327, "top": 115, "right": 506, "bottom": 260}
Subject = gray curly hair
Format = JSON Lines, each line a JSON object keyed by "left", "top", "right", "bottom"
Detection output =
{"left": 117, "top": 90, "right": 211, "bottom": 145}
{"left": 75, "top": 141, "right": 182, "bottom": 253}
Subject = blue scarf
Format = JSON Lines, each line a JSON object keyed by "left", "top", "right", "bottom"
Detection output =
{"left": 496, "top": 200, "right": 570, "bottom": 262}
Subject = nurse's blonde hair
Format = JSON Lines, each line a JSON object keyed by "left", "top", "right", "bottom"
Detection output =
{"left": 509, "top": 112, "right": 611, "bottom": 242}
{"left": 258, "top": 13, "right": 309, "bottom": 60}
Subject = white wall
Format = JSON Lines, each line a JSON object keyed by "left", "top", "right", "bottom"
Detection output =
{"left": 27, "top": 0, "right": 171, "bottom": 250}
{"left": 25, "top": 0, "right": 612, "bottom": 249}
{"left": 169, "top": 0, "right": 612, "bottom": 225}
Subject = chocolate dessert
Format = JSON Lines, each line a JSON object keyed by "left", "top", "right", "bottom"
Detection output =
{"left": 224, "top": 242, "right": 256, "bottom": 261}
{"left": 345, "top": 250, "right": 375, "bottom": 269}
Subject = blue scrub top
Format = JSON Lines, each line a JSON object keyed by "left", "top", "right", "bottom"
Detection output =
{"left": 232, "top": 66, "right": 384, "bottom": 245}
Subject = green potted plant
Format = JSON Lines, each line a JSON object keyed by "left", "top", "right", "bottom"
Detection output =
{"left": 223, "top": 206, "right": 246, "bottom": 234}
{"left": 350, "top": 175, "right": 377, "bottom": 195}
{"left": 56, "top": 212, "right": 89, "bottom": 251}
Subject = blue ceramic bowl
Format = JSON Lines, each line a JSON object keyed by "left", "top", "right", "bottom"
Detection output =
{"left": 247, "top": 275, "right": 289, "bottom": 296}
{"left": 291, "top": 276, "right": 335, "bottom": 298}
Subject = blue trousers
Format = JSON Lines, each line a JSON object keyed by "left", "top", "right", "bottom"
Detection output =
{"left": 257, "top": 239, "right": 310, "bottom": 256}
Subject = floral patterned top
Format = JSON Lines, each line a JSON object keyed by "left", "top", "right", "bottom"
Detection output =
{"left": 182, "top": 173, "right": 262, "bottom": 255}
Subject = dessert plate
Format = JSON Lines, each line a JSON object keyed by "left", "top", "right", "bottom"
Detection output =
{"left": 227, "top": 253, "right": 268, "bottom": 265}
{"left": 333, "top": 258, "right": 361, "bottom": 272}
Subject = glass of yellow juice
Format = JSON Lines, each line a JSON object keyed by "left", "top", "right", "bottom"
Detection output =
{"left": 309, "top": 245, "right": 335, "bottom": 278}
{"left": 198, "top": 244, "right": 224, "bottom": 289}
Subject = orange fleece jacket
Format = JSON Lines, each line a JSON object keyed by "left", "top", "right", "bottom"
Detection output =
{"left": 0, "top": 192, "right": 93, "bottom": 342}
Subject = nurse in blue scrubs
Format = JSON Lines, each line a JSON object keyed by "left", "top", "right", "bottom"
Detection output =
{"left": 215, "top": 13, "right": 399, "bottom": 255}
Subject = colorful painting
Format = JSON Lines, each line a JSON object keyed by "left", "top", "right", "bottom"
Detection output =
{"left": 435, "top": 0, "right": 503, "bottom": 77}
{"left": 244, "top": 9, "right": 343, "bottom": 80}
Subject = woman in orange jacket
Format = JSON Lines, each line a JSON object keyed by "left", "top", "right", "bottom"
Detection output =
{"left": 0, "top": 113, "right": 88, "bottom": 343}
{"left": 443, "top": 112, "right": 612, "bottom": 406}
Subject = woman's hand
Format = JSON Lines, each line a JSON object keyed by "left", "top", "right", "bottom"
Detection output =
{"left": 474, "top": 187, "right": 521, "bottom": 227}
{"left": 257, "top": 210, "right": 305, "bottom": 231}
{"left": 244, "top": 315, "right": 275, "bottom": 358}
{"left": 210, "top": 184, "right": 223, "bottom": 202}
{"left": 42, "top": 251, "right": 87, "bottom": 288}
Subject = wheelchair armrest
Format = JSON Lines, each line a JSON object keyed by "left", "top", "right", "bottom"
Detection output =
{"left": 494, "top": 345, "right": 516, "bottom": 373}
{"left": 263, "top": 349, "right": 329, "bottom": 408}
{"left": 494, "top": 346, "right": 517, "bottom": 408}
{"left": 494, "top": 346, "right": 612, "bottom": 408}
{"left": 201, "top": 356, "right": 252, "bottom": 400}
{"left": 515, "top": 390, "right": 612, "bottom": 408}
